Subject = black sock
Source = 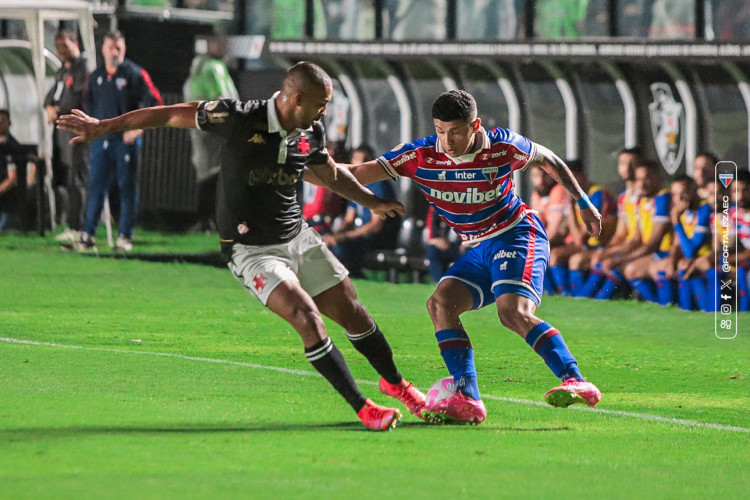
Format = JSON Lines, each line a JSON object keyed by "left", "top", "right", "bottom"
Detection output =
{"left": 305, "top": 337, "right": 367, "bottom": 412}
{"left": 346, "top": 323, "right": 402, "bottom": 385}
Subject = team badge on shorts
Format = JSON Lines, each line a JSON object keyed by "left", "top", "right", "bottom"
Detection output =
{"left": 252, "top": 273, "right": 267, "bottom": 292}
{"left": 237, "top": 223, "right": 249, "bottom": 235}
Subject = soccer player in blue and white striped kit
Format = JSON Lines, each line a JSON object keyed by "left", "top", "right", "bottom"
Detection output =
{"left": 349, "top": 90, "right": 603, "bottom": 424}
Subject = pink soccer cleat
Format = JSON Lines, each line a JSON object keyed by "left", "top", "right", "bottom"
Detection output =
{"left": 379, "top": 377, "right": 427, "bottom": 419}
{"left": 544, "top": 378, "right": 602, "bottom": 408}
{"left": 422, "top": 392, "right": 487, "bottom": 425}
{"left": 357, "top": 399, "right": 402, "bottom": 431}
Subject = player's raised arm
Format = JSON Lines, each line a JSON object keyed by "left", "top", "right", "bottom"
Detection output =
{"left": 56, "top": 102, "right": 200, "bottom": 144}
{"left": 345, "top": 159, "right": 391, "bottom": 186}
{"left": 307, "top": 157, "right": 404, "bottom": 220}
{"left": 531, "top": 143, "right": 602, "bottom": 237}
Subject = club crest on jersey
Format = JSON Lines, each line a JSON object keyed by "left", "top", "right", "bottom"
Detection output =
{"left": 481, "top": 166, "right": 499, "bottom": 183}
{"left": 116, "top": 78, "right": 127, "bottom": 90}
{"left": 237, "top": 223, "right": 249, "bottom": 235}
{"left": 248, "top": 134, "right": 265, "bottom": 144}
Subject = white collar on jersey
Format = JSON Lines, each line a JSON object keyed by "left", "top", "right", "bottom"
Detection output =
{"left": 435, "top": 126, "right": 491, "bottom": 163}
{"left": 267, "top": 91, "right": 286, "bottom": 138}
{"left": 267, "top": 91, "right": 307, "bottom": 163}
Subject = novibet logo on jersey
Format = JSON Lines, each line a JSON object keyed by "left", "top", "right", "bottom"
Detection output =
{"left": 429, "top": 183, "right": 504, "bottom": 203}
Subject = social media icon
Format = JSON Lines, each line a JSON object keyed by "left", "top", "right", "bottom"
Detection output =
{"left": 720, "top": 304, "right": 731, "bottom": 315}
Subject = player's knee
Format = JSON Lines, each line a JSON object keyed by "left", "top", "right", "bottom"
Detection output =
{"left": 288, "top": 306, "right": 326, "bottom": 338}
{"left": 549, "top": 251, "right": 559, "bottom": 266}
{"left": 623, "top": 262, "right": 641, "bottom": 281}
{"left": 568, "top": 253, "right": 583, "bottom": 269}
{"left": 426, "top": 292, "right": 453, "bottom": 320}
{"left": 496, "top": 301, "right": 525, "bottom": 331}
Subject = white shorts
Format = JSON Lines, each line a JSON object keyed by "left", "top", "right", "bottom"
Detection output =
{"left": 227, "top": 223, "right": 349, "bottom": 306}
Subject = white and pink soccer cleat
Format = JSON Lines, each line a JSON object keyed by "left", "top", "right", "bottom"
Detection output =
{"left": 544, "top": 378, "right": 602, "bottom": 408}
{"left": 422, "top": 392, "right": 487, "bottom": 425}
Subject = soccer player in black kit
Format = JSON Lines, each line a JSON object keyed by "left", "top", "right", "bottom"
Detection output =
{"left": 57, "top": 62, "right": 426, "bottom": 431}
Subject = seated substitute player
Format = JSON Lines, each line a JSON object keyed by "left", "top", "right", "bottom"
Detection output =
{"left": 590, "top": 159, "right": 673, "bottom": 302}
{"left": 681, "top": 180, "right": 731, "bottom": 311}
{"left": 576, "top": 146, "right": 642, "bottom": 298}
{"left": 547, "top": 160, "right": 617, "bottom": 296}
{"left": 322, "top": 145, "right": 400, "bottom": 277}
{"left": 528, "top": 162, "right": 570, "bottom": 295}
{"left": 57, "top": 61, "right": 426, "bottom": 431}
{"left": 650, "top": 176, "right": 711, "bottom": 308}
{"left": 346, "top": 90, "right": 603, "bottom": 425}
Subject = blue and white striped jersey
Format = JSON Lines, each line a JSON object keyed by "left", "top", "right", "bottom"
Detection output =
{"left": 377, "top": 126, "right": 537, "bottom": 244}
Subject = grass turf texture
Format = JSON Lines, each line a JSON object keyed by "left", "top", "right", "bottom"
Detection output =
{"left": 1, "top": 236, "right": 748, "bottom": 499}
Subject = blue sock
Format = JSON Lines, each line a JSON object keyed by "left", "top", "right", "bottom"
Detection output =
{"left": 677, "top": 270, "right": 694, "bottom": 310}
{"left": 525, "top": 322, "right": 582, "bottom": 381}
{"left": 595, "top": 269, "right": 625, "bottom": 300}
{"left": 704, "top": 268, "right": 719, "bottom": 312}
{"left": 549, "top": 265, "right": 570, "bottom": 295}
{"left": 580, "top": 264, "right": 606, "bottom": 298}
{"left": 543, "top": 268, "right": 556, "bottom": 296}
{"left": 738, "top": 267, "right": 749, "bottom": 312}
{"left": 655, "top": 271, "right": 673, "bottom": 306}
{"left": 569, "top": 269, "right": 585, "bottom": 297}
{"left": 435, "top": 329, "right": 480, "bottom": 400}
{"left": 688, "top": 276, "right": 706, "bottom": 311}
{"left": 631, "top": 278, "right": 658, "bottom": 303}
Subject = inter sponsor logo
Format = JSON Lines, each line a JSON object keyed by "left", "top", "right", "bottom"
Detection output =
{"left": 248, "top": 167, "right": 302, "bottom": 186}
{"left": 455, "top": 171, "right": 476, "bottom": 180}
{"left": 429, "top": 183, "right": 504, "bottom": 204}
{"left": 393, "top": 151, "right": 417, "bottom": 168}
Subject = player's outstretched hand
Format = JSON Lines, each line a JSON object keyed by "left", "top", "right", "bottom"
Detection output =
{"left": 581, "top": 205, "right": 602, "bottom": 237}
{"left": 56, "top": 109, "right": 104, "bottom": 144}
{"left": 372, "top": 198, "right": 406, "bottom": 220}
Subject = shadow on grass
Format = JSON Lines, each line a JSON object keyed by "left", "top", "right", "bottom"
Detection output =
{"left": 1, "top": 421, "right": 571, "bottom": 439}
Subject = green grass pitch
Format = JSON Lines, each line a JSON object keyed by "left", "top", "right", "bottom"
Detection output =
{"left": 1, "top": 236, "right": 748, "bottom": 499}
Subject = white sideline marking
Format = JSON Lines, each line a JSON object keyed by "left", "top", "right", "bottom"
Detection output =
{"left": 3, "top": 336, "right": 749, "bottom": 434}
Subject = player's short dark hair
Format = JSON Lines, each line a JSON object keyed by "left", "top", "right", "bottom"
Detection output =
{"left": 695, "top": 151, "right": 718, "bottom": 167}
{"left": 566, "top": 159, "right": 585, "bottom": 173}
{"left": 432, "top": 90, "right": 477, "bottom": 122}
{"left": 353, "top": 144, "right": 376, "bottom": 162}
{"left": 619, "top": 146, "right": 644, "bottom": 161}
{"left": 0, "top": 109, "right": 10, "bottom": 120}
{"left": 636, "top": 158, "right": 661, "bottom": 175}
{"left": 55, "top": 29, "right": 77, "bottom": 43}
{"left": 285, "top": 61, "right": 331, "bottom": 91}
{"left": 673, "top": 174, "right": 697, "bottom": 189}
{"left": 103, "top": 30, "right": 124, "bottom": 42}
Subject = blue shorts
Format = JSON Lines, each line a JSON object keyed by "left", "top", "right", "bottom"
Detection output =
{"left": 441, "top": 213, "right": 550, "bottom": 309}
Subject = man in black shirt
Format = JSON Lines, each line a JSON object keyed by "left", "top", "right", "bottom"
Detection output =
{"left": 58, "top": 61, "right": 426, "bottom": 431}
{"left": 44, "top": 29, "right": 90, "bottom": 241}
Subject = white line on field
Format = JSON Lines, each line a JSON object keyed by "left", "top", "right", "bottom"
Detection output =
{"left": 3, "top": 336, "right": 749, "bottom": 434}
